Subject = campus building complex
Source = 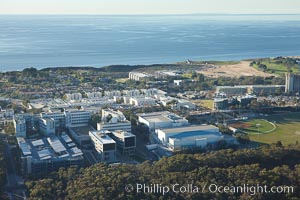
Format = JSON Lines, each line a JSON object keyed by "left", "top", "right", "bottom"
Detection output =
{"left": 18, "top": 134, "right": 84, "bottom": 175}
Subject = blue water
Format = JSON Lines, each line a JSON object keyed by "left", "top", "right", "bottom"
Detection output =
{"left": 0, "top": 14, "right": 300, "bottom": 71}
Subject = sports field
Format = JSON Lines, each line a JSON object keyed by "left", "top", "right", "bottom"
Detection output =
{"left": 230, "top": 112, "right": 300, "bottom": 145}
{"left": 231, "top": 119, "right": 275, "bottom": 135}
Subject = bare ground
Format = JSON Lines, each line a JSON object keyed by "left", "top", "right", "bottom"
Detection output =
{"left": 197, "top": 61, "right": 274, "bottom": 78}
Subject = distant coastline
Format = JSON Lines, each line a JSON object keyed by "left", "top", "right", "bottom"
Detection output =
{"left": 1, "top": 14, "right": 300, "bottom": 71}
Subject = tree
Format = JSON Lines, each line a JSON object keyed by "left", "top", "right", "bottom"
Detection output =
{"left": 89, "top": 114, "right": 101, "bottom": 129}
{"left": 4, "top": 122, "right": 15, "bottom": 135}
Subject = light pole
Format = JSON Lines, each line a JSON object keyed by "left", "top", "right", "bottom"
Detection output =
{"left": 256, "top": 123, "right": 261, "bottom": 140}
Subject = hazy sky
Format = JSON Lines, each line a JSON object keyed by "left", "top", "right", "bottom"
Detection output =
{"left": 1, "top": 0, "right": 300, "bottom": 15}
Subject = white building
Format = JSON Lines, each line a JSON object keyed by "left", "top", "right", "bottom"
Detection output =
{"left": 101, "top": 109, "right": 127, "bottom": 122}
{"left": 155, "top": 70, "right": 182, "bottom": 79}
{"left": 174, "top": 80, "right": 183, "bottom": 86}
{"left": 104, "top": 90, "right": 122, "bottom": 98}
{"left": 0, "top": 109, "right": 14, "bottom": 118}
{"left": 98, "top": 109, "right": 131, "bottom": 132}
{"left": 130, "top": 97, "right": 156, "bottom": 107}
{"left": 141, "top": 88, "right": 167, "bottom": 97}
{"left": 89, "top": 130, "right": 117, "bottom": 163}
{"left": 160, "top": 96, "right": 177, "bottom": 107}
{"left": 41, "top": 111, "right": 66, "bottom": 129}
{"left": 13, "top": 116, "right": 26, "bottom": 137}
{"left": 156, "top": 125, "right": 223, "bottom": 151}
{"left": 123, "top": 89, "right": 140, "bottom": 97}
{"left": 39, "top": 117, "right": 55, "bottom": 135}
{"left": 137, "top": 111, "right": 189, "bottom": 132}
{"left": 175, "top": 99, "right": 196, "bottom": 110}
{"left": 65, "top": 110, "right": 91, "bottom": 128}
{"left": 129, "top": 72, "right": 153, "bottom": 81}
{"left": 65, "top": 93, "right": 82, "bottom": 101}
{"left": 86, "top": 92, "right": 102, "bottom": 99}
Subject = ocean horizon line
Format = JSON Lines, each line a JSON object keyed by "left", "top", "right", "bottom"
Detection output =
{"left": 1, "top": 13, "right": 300, "bottom": 16}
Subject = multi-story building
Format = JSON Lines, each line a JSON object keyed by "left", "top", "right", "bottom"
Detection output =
{"left": 216, "top": 85, "right": 285, "bottom": 96}
{"left": 89, "top": 130, "right": 117, "bottom": 163}
{"left": 104, "top": 90, "right": 121, "bottom": 98}
{"left": 65, "top": 109, "right": 91, "bottom": 128}
{"left": 285, "top": 73, "right": 300, "bottom": 93}
{"left": 86, "top": 92, "right": 102, "bottom": 99}
{"left": 123, "top": 89, "right": 140, "bottom": 97}
{"left": 215, "top": 86, "right": 248, "bottom": 96}
{"left": 101, "top": 109, "right": 126, "bottom": 122}
{"left": 39, "top": 117, "right": 55, "bottom": 135}
{"left": 141, "top": 88, "right": 167, "bottom": 97}
{"left": 41, "top": 111, "right": 66, "bottom": 130}
{"left": 13, "top": 115, "right": 27, "bottom": 137}
{"left": 17, "top": 135, "right": 84, "bottom": 175}
{"left": 97, "top": 109, "right": 131, "bottom": 132}
{"left": 107, "top": 130, "right": 136, "bottom": 156}
{"left": 130, "top": 97, "right": 156, "bottom": 107}
{"left": 65, "top": 93, "right": 82, "bottom": 101}
{"left": 155, "top": 70, "right": 182, "bottom": 79}
{"left": 137, "top": 111, "right": 189, "bottom": 132}
{"left": 41, "top": 109, "right": 91, "bottom": 130}
{"left": 129, "top": 72, "right": 153, "bottom": 81}
{"left": 0, "top": 109, "right": 14, "bottom": 118}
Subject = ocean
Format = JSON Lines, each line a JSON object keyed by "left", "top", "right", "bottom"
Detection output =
{"left": 0, "top": 14, "right": 300, "bottom": 71}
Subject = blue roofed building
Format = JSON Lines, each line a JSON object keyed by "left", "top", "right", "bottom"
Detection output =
{"left": 156, "top": 125, "right": 224, "bottom": 151}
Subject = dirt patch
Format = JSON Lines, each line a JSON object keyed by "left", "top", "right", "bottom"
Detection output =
{"left": 198, "top": 61, "right": 274, "bottom": 78}
{"left": 230, "top": 123, "right": 251, "bottom": 129}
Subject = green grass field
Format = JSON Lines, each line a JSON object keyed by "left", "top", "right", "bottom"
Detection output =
{"left": 252, "top": 59, "right": 299, "bottom": 75}
{"left": 231, "top": 113, "right": 300, "bottom": 145}
{"left": 193, "top": 99, "right": 214, "bottom": 110}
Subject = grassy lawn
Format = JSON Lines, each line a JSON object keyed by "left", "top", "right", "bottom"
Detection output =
{"left": 252, "top": 59, "right": 299, "bottom": 75}
{"left": 193, "top": 99, "right": 214, "bottom": 110}
{"left": 231, "top": 112, "right": 300, "bottom": 145}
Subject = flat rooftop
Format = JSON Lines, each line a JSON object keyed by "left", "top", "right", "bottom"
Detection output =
{"left": 159, "top": 125, "right": 219, "bottom": 135}
{"left": 17, "top": 135, "right": 83, "bottom": 161}
{"left": 90, "top": 131, "right": 116, "bottom": 144}
{"left": 130, "top": 72, "right": 152, "bottom": 77}
{"left": 112, "top": 130, "right": 135, "bottom": 138}
{"left": 70, "top": 126, "right": 95, "bottom": 136}
{"left": 138, "top": 111, "right": 186, "bottom": 123}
